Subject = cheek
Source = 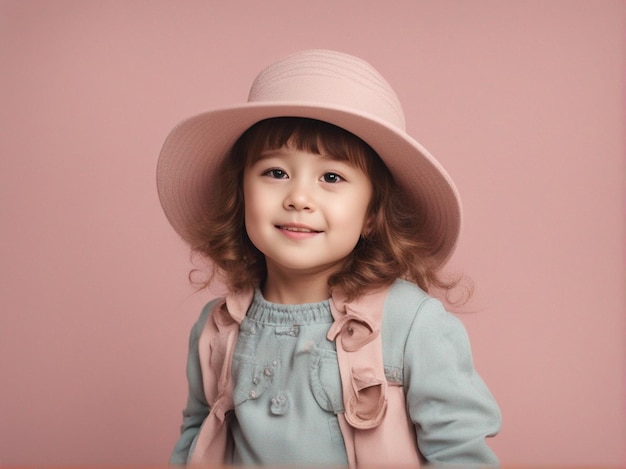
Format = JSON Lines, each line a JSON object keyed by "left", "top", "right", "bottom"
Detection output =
{"left": 243, "top": 182, "right": 274, "bottom": 248}
{"left": 243, "top": 195, "right": 262, "bottom": 233}
{"left": 242, "top": 178, "right": 260, "bottom": 236}
{"left": 345, "top": 188, "right": 373, "bottom": 231}
{"left": 329, "top": 198, "right": 371, "bottom": 243}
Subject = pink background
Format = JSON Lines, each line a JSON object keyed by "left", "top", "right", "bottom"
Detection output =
{"left": 1, "top": 1, "right": 624, "bottom": 466}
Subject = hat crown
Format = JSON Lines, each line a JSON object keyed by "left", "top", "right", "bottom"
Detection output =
{"left": 247, "top": 49, "right": 406, "bottom": 131}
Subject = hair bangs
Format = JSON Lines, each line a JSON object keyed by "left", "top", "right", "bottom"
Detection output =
{"left": 239, "top": 117, "right": 374, "bottom": 172}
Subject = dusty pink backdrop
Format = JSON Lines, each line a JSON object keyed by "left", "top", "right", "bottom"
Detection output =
{"left": 1, "top": 0, "right": 624, "bottom": 465}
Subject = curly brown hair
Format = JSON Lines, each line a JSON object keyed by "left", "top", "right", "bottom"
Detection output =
{"left": 187, "top": 117, "right": 460, "bottom": 301}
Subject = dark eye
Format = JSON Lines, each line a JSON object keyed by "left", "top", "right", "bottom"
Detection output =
{"left": 264, "top": 169, "right": 288, "bottom": 179}
{"left": 322, "top": 172, "right": 343, "bottom": 183}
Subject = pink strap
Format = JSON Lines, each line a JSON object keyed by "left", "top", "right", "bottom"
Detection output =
{"left": 330, "top": 286, "right": 422, "bottom": 467}
{"left": 327, "top": 287, "right": 389, "bottom": 429}
{"left": 189, "top": 290, "right": 253, "bottom": 464}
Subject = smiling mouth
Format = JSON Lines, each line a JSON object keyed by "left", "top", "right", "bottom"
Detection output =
{"left": 276, "top": 225, "right": 322, "bottom": 233}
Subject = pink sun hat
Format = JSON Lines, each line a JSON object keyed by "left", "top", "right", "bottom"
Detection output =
{"left": 157, "top": 49, "right": 462, "bottom": 268}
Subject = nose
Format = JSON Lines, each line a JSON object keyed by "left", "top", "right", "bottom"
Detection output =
{"left": 283, "top": 181, "right": 315, "bottom": 211}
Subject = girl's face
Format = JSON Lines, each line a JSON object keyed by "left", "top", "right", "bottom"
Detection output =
{"left": 243, "top": 144, "right": 373, "bottom": 284}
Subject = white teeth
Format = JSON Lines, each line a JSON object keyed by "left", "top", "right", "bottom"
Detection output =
{"left": 282, "top": 226, "right": 313, "bottom": 232}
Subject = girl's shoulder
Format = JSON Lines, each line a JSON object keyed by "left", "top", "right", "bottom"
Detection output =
{"left": 381, "top": 279, "right": 465, "bottom": 366}
{"left": 382, "top": 278, "right": 434, "bottom": 328}
{"left": 189, "top": 297, "right": 225, "bottom": 341}
{"left": 385, "top": 279, "right": 467, "bottom": 334}
{"left": 381, "top": 280, "right": 430, "bottom": 365}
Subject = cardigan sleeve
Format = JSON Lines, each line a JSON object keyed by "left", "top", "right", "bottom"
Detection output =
{"left": 403, "top": 297, "right": 502, "bottom": 465}
{"left": 170, "top": 301, "right": 217, "bottom": 465}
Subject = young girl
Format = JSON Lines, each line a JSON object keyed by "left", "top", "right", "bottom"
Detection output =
{"left": 158, "top": 49, "right": 501, "bottom": 467}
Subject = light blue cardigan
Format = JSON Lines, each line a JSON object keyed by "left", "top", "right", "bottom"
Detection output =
{"left": 171, "top": 279, "right": 501, "bottom": 465}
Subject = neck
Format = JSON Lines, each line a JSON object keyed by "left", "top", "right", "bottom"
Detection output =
{"left": 262, "top": 268, "right": 332, "bottom": 304}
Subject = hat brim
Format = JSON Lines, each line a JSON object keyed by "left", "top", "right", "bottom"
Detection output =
{"left": 157, "top": 102, "right": 462, "bottom": 268}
